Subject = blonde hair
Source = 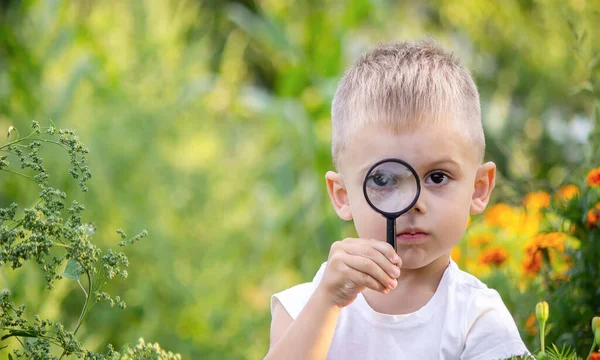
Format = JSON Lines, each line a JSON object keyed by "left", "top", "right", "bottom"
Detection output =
{"left": 331, "top": 39, "right": 484, "bottom": 169}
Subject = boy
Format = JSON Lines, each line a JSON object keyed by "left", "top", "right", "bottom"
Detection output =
{"left": 265, "top": 40, "right": 529, "bottom": 359}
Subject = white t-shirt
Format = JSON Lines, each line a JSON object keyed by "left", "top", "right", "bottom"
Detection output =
{"left": 271, "top": 260, "right": 529, "bottom": 360}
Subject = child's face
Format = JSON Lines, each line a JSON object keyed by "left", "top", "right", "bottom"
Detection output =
{"left": 326, "top": 122, "right": 495, "bottom": 270}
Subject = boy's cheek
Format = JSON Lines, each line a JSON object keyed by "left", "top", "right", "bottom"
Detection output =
{"left": 353, "top": 211, "right": 386, "bottom": 238}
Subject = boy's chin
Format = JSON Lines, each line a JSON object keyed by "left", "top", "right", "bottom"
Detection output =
{"left": 397, "top": 253, "right": 451, "bottom": 270}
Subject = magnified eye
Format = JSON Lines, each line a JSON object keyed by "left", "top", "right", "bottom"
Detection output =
{"left": 367, "top": 171, "right": 396, "bottom": 188}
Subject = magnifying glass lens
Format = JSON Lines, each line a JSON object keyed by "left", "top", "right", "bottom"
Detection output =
{"left": 365, "top": 161, "right": 419, "bottom": 214}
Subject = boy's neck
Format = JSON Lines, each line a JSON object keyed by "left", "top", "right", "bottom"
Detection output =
{"left": 362, "top": 254, "right": 451, "bottom": 315}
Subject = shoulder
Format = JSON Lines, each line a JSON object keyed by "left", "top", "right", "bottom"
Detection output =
{"left": 448, "top": 263, "right": 529, "bottom": 359}
{"left": 270, "top": 262, "right": 327, "bottom": 320}
{"left": 448, "top": 261, "right": 493, "bottom": 293}
{"left": 448, "top": 262, "right": 508, "bottom": 313}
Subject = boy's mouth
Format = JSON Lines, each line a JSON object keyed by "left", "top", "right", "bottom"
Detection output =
{"left": 396, "top": 228, "right": 428, "bottom": 243}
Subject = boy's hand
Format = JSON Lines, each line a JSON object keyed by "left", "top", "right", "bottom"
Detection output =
{"left": 316, "top": 238, "right": 401, "bottom": 309}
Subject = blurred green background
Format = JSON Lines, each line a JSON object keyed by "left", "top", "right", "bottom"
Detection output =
{"left": 0, "top": 0, "right": 598, "bottom": 358}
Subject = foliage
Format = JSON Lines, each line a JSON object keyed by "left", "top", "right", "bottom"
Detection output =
{"left": 0, "top": 0, "right": 598, "bottom": 358}
{"left": 541, "top": 170, "right": 600, "bottom": 354}
{"left": 453, "top": 168, "right": 600, "bottom": 356}
{"left": 0, "top": 121, "right": 175, "bottom": 358}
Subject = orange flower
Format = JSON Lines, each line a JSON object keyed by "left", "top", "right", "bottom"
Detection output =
{"left": 587, "top": 203, "right": 600, "bottom": 228}
{"left": 478, "top": 246, "right": 508, "bottom": 267}
{"left": 590, "top": 351, "right": 600, "bottom": 360}
{"left": 523, "top": 232, "right": 566, "bottom": 253}
{"left": 539, "top": 232, "right": 566, "bottom": 252}
{"left": 451, "top": 247, "right": 461, "bottom": 262}
{"left": 485, "top": 203, "right": 517, "bottom": 228}
{"left": 587, "top": 168, "right": 600, "bottom": 187}
{"left": 524, "top": 313, "right": 538, "bottom": 336}
{"left": 469, "top": 233, "right": 494, "bottom": 247}
{"left": 523, "top": 191, "right": 551, "bottom": 211}
{"left": 555, "top": 184, "right": 579, "bottom": 202}
{"left": 521, "top": 251, "right": 542, "bottom": 276}
{"left": 521, "top": 232, "right": 567, "bottom": 276}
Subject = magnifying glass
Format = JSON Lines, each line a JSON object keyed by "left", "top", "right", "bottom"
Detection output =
{"left": 362, "top": 158, "right": 421, "bottom": 252}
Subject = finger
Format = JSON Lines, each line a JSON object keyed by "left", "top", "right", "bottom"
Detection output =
{"left": 345, "top": 238, "right": 400, "bottom": 265}
{"left": 344, "top": 254, "right": 397, "bottom": 292}
{"left": 344, "top": 242, "right": 400, "bottom": 280}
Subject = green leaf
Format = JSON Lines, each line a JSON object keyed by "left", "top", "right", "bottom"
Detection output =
{"left": 568, "top": 81, "right": 593, "bottom": 96}
{"left": 63, "top": 258, "right": 82, "bottom": 281}
{"left": 8, "top": 353, "right": 13, "bottom": 360}
{"left": 1, "top": 330, "right": 39, "bottom": 340}
{"left": 588, "top": 51, "right": 600, "bottom": 71}
{"left": 48, "top": 119, "right": 57, "bottom": 134}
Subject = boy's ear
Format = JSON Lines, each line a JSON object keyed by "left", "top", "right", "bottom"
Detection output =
{"left": 470, "top": 162, "right": 496, "bottom": 215}
{"left": 325, "top": 171, "right": 353, "bottom": 221}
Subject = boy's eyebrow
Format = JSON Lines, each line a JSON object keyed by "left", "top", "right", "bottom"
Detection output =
{"left": 426, "top": 158, "right": 462, "bottom": 169}
{"left": 358, "top": 158, "right": 463, "bottom": 180}
{"left": 423, "top": 158, "right": 464, "bottom": 176}
{"left": 358, "top": 158, "right": 462, "bottom": 174}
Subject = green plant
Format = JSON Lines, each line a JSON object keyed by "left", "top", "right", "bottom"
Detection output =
{"left": 532, "top": 170, "right": 600, "bottom": 355}
{"left": 504, "top": 302, "right": 599, "bottom": 360}
{"left": 0, "top": 121, "right": 179, "bottom": 359}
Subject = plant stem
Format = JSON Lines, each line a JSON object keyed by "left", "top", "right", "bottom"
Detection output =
{"left": 73, "top": 272, "right": 91, "bottom": 334}
{"left": 77, "top": 279, "right": 88, "bottom": 298}
{"left": 1, "top": 128, "right": 50, "bottom": 150}
{"left": 58, "top": 271, "right": 92, "bottom": 360}
{"left": 0, "top": 328, "right": 64, "bottom": 347}
{"left": 587, "top": 338, "right": 597, "bottom": 360}
{"left": 540, "top": 322, "right": 546, "bottom": 354}
{"left": 1, "top": 132, "right": 33, "bottom": 150}
{"left": 0, "top": 169, "right": 36, "bottom": 182}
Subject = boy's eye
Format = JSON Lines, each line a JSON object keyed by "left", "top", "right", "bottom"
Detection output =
{"left": 426, "top": 172, "right": 450, "bottom": 186}
{"left": 367, "top": 171, "right": 396, "bottom": 188}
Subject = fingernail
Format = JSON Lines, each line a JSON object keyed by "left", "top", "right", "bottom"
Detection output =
{"left": 392, "top": 267, "right": 400, "bottom": 277}
{"left": 389, "top": 279, "right": 397, "bottom": 289}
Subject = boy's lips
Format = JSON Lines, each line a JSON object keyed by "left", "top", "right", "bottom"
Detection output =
{"left": 396, "top": 228, "right": 429, "bottom": 244}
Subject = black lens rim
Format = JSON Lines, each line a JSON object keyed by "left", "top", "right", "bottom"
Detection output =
{"left": 362, "top": 158, "right": 421, "bottom": 218}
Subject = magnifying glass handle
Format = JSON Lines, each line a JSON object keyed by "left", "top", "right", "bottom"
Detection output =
{"left": 386, "top": 217, "right": 396, "bottom": 254}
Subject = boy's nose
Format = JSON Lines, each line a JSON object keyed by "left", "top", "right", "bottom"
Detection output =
{"left": 408, "top": 193, "right": 427, "bottom": 214}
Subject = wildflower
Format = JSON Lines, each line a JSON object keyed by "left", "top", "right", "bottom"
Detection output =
{"left": 469, "top": 233, "right": 494, "bottom": 247}
{"left": 521, "top": 233, "right": 566, "bottom": 276}
{"left": 523, "top": 191, "right": 550, "bottom": 211}
{"left": 485, "top": 203, "right": 518, "bottom": 228}
{"left": 524, "top": 313, "right": 538, "bottom": 336}
{"left": 536, "top": 301, "right": 549, "bottom": 323}
{"left": 586, "top": 204, "right": 600, "bottom": 229}
{"left": 521, "top": 251, "right": 542, "bottom": 276}
{"left": 555, "top": 184, "right": 579, "bottom": 202}
{"left": 594, "top": 316, "right": 600, "bottom": 347}
{"left": 450, "top": 247, "right": 461, "bottom": 262}
{"left": 536, "top": 301, "right": 549, "bottom": 355}
{"left": 526, "top": 232, "right": 566, "bottom": 253}
{"left": 478, "top": 246, "right": 508, "bottom": 267}
{"left": 590, "top": 352, "right": 600, "bottom": 360}
{"left": 587, "top": 168, "right": 600, "bottom": 187}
